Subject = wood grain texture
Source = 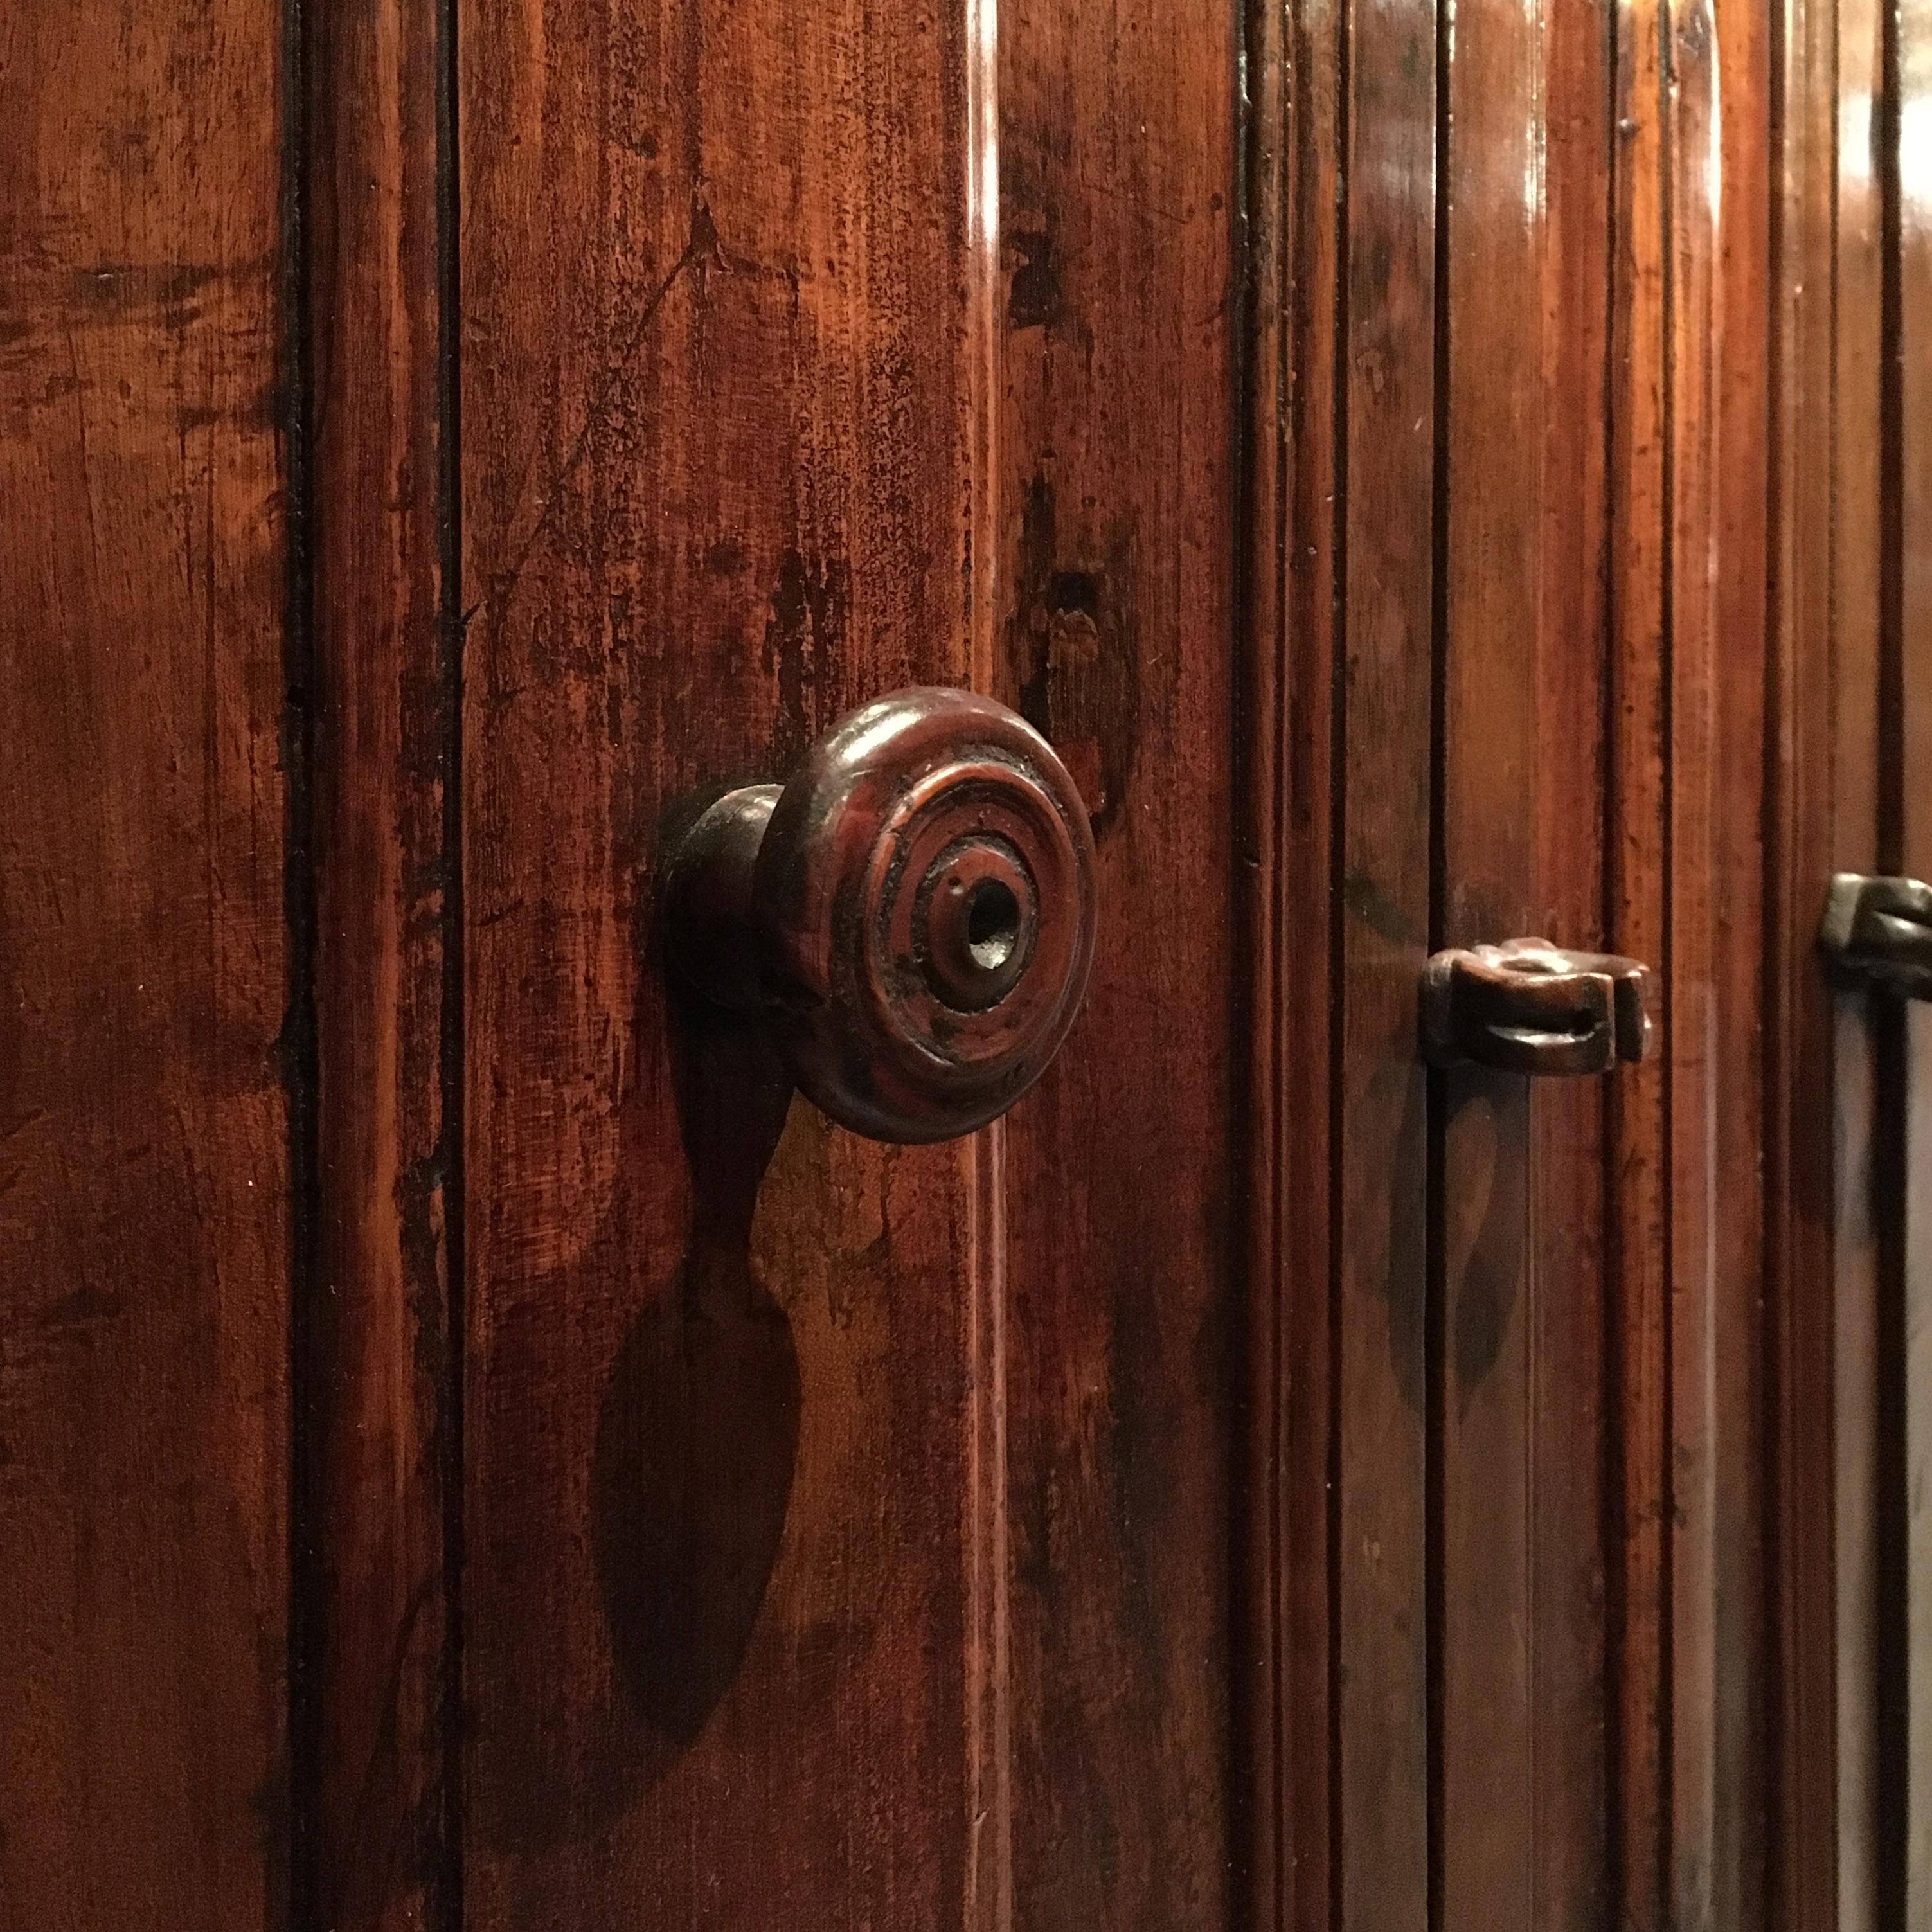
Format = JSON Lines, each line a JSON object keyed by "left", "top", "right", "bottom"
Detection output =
{"left": 1240, "top": 0, "right": 1292, "bottom": 1916}
{"left": 1435, "top": 1, "right": 1619, "bottom": 1927}
{"left": 1708, "top": 4, "right": 1775, "bottom": 1920}
{"left": 996, "top": 1, "right": 1243, "bottom": 1922}
{"left": 0, "top": 0, "right": 1901, "bottom": 1926}
{"left": 304, "top": 0, "right": 456, "bottom": 1920}
{"left": 1767, "top": 0, "right": 1922, "bottom": 1925}
{"left": 1605, "top": 4, "right": 1674, "bottom": 1920}
{"left": 1768, "top": 0, "right": 1862, "bottom": 1925}
{"left": 1669, "top": 6, "right": 1773, "bottom": 1924}
{"left": 1525, "top": 8, "right": 1617, "bottom": 1923}
{"left": 0, "top": 2, "right": 292, "bottom": 1926}
{"left": 1259, "top": 0, "right": 1346, "bottom": 1920}
{"left": 1332, "top": 0, "right": 1437, "bottom": 1921}
{"left": 456, "top": 0, "right": 996, "bottom": 1922}
{"left": 1899, "top": 0, "right": 1932, "bottom": 1908}
{"left": 1436, "top": 0, "right": 1546, "bottom": 1918}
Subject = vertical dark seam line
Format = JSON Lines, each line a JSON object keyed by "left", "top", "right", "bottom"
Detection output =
{"left": 436, "top": 0, "right": 467, "bottom": 1921}
{"left": 1272, "top": 17, "right": 1296, "bottom": 1914}
{"left": 1655, "top": 0, "right": 1678, "bottom": 1913}
{"left": 1274, "top": 132, "right": 1292, "bottom": 1929}
{"left": 1327, "top": 0, "right": 1353, "bottom": 1924}
{"left": 281, "top": 0, "right": 321, "bottom": 1920}
{"left": 1424, "top": 0, "right": 1452, "bottom": 1919}
{"left": 1597, "top": 0, "right": 1627, "bottom": 1922}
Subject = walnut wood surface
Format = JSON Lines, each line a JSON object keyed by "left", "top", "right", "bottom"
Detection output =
{"left": 996, "top": 1, "right": 1245, "bottom": 1921}
{"left": 0, "top": 4, "right": 292, "bottom": 1926}
{"left": 1769, "top": 1, "right": 1932, "bottom": 1927}
{"left": 303, "top": 0, "right": 457, "bottom": 1921}
{"left": 456, "top": 0, "right": 1001, "bottom": 1923}
{"left": 3, "top": 0, "right": 1919, "bottom": 1925}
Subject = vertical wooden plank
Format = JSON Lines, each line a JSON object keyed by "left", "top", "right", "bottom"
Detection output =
{"left": 1267, "top": 0, "right": 1345, "bottom": 1918}
{"left": 1767, "top": 0, "right": 1857, "bottom": 1920}
{"left": 1529, "top": 4, "right": 1616, "bottom": 1923}
{"left": 1333, "top": 0, "right": 1436, "bottom": 1917}
{"left": 0, "top": 3, "right": 292, "bottom": 1928}
{"left": 1898, "top": 0, "right": 1932, "bottom": 1906}
{"left": 1823, "top": 0, "right": 1885, "bottom": 1908}
{"left": 1663, "top": 7, "right": 1722, "bottom": 1925}
{"left": 1435, "top": 0, "right": 1544, "bottom": 1919}
{"left": 1606, "top": 2, "right": 1672, "bottom": 1923}
{"left": 305, "top": 0, "right": 455, "bottom": 1920}
{"left": 996, "top": 0, "right": 1242, "bottom": 1922}
{"left": 458, "top": 0, "right": 993, "bottom": 1922}
{"left": 1242, "top": 0, "right": 1291, "bottom": 1915}
{"left": 1664, "top": 2, "right": 1773, "bottom": 1923}
{"left": 1702, "top": 3, "right": 1774, "bottom": 1923}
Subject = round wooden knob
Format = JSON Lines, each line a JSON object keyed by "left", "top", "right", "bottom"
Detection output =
{"left": 663, "top": 688, "right": 1098, "bottom": 1142}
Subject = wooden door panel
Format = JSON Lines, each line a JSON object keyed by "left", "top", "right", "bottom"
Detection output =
{"left": 1262, "top": 0, "right": 1778, "bottom": 1924}
{"left": 0, "top": 3, "right": 292, "bottom": 1926}
{"left": 8, "top": 0, "right": 1924, "bottom": 1924}
{"left": 1331, "top": 0, "right": 1438, "bottom": 1917}
{"left": 457, "top": 0, "right": 997, "bottom": 1920}
{"left": 996, "top": 2, "right": 1242, "bottom": 1922}
{"left": 303, "top": 0, "right": 456, "bottom": 1922}
{"left": 1769, "top": 1, "right": 1932, "bottom": 1926}
{"left": 1904, "top": 6, "right": 1932, "bottom": 1911}
{"left": 1436, "top": 0, "right": 1612, "bottom": 1921}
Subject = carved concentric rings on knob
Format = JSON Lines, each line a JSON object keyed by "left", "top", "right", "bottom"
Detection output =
{"left": 663, "top": 688, "right": 1097, "bottom": 1143}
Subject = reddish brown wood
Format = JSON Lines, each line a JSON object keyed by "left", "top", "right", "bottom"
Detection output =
{"left": 0, "top": 0, "right": 1892, "bottom": 1923}
{"left": 1901, "top": 3, "right": 1932, "bottom": 1908}
{"left": 1670, "top": 8, "right": 1774, "bottom": 1923}
{"left": 0, "top": 3, "right": 292, "bottom": 1926}
{"left": 995, "top": 0, "right": 1246, "bottom": 1921}
{"left": 1767, "top": 0, "right": 1854, "bottom": 1925}
{"left": 456, "top": 0, "right": 1002, "bottom": 1922}
{"left": 1250, "top": 0, "right": 1345, "bottom": 1919}
{"left": 1432, "top": 10, "right": 1629, "bottom": 1926}
{"left": 304, "top": 0, "right": 456, "bottom": 1920}
{"left": 1242, "top": 0, "right": 1289, "bottom": 1899}
{"left": 663, "top": 688, "right": 1098, "bottom": 1144}
{"left": 1330, "top": 0, "right": 1437, "bottom": 1920}
{"left": 1605, "top": 6, "right": 1674, "bottom": 1922}
{"left": 1435, "top": 4, "right": 1542, "bottom": 1917}
{"left": 1706, "top": 7, "right": 1775, "bottom": 1924}
{"left": 1526, "top": 10, "right": 1617, "bottom": 1920}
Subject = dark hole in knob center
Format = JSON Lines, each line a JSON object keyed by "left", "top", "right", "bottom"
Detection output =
{"left": 917, "top": 838, "right": 1036, "bottom": 1014}
{"left": 965, "top": 879, "right": 1021, "bottom": 974}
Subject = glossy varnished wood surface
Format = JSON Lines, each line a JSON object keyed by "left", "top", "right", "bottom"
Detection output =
{"left": 996, "top": 1, "right": 1244, "bottom": 1922}
{"left": 1771, "top": 1, "right": 1932, "bottom": 1927}
{"left": 456, "top": 0, "right": 1002, "bottom": 1922}
{"left": 3, "top": 0, "right": 1915, "bottom": 1923}
{"left": 1331, "top": 0, "right": 1438, "bottom": 1914}
{"left": 303, "top": 0, "right": 456, "bottom": 1920}
{"left": 1268, "top": 0, "right": 1783, "bottom": 1924}
{"left": 1435, "top": 4, "right": 1608, "bottom": 1927}
{"left": 1904, "top": 0, "right": 1932, "bottom": 1902}
{"left": 1769, "top": 3, "right": 1846, "bottom": 1929}
{"left": 0, "top": 2, "right": 291, "bottom": 1925}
